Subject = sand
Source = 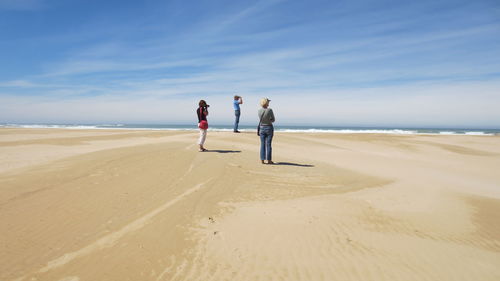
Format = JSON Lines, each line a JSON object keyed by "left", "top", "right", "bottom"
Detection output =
{"left": 1, "top": 128, "right": 499, "bottom": 281}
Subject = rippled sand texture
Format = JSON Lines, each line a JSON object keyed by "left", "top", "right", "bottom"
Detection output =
{"left": 1, "top": 128, "right": 499, "bottom": 281}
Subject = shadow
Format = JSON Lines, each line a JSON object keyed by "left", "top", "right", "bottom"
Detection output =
{"left": 273, "top": 162, "right": 314, "bottom": 167}
{"left": 205, "top": 150, "right": 242, "bottom": 153}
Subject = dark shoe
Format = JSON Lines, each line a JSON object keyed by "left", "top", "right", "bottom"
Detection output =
{"left": 234, "top": 130, "right": 240, "bottom": 133}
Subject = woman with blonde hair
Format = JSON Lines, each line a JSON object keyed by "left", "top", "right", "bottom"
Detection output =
{"left": 257, "top": 98, "right": 275, "bottom": 164}
{"left": 197, "top": 100, "right": 209, "bottom": 152}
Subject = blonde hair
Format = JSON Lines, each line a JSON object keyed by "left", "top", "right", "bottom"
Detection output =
{"left": 260, "top": 98, "right": 270, "bottom": 107}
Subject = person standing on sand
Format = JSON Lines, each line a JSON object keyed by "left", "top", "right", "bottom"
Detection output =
{"left": 258, "top": 98, "right": 275, "bottom": 164}
{"left": 233, "top": 95, "right": 243, "bottom": 133}
{"left": 197, "top": 100, "right": 209, "bottom": 152}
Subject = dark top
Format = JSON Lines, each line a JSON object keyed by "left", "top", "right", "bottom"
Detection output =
{"left": 258, "top": 108, "right": 275, "bottom": 126}
{"left": 197, "top": 107, "right": 208, "bottom": 122}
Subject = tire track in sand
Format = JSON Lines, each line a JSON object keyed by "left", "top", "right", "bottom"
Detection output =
{"left": 14, "top": 162, "right": 210, "bottom": 281}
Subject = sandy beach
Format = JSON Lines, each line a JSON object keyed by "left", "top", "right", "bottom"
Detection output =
{"left": 1, "top": 128, "right": 499, "bottom": 281}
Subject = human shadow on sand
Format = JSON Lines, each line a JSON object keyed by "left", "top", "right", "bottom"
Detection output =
{"left": 205, "top": 150, "right": 242, "bottom": 153}
{"left": 273, "top": 162, "right": 314, "bottom": 167}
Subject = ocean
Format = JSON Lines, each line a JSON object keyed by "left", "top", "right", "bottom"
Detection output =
{"left": 1, "top": 123, "right": 499, "bottom": 135}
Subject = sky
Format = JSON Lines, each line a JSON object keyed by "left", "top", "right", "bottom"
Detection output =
{"left": 1, "top": 0, "right": 500, "bottom": 128}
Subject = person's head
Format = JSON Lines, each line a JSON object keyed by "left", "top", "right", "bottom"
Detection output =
{"left": 234, "top": 95, "right": 240, "bottom": 100}
{"left": 260, "top": 98, "right": 270, "bottom": 108}
{"left": 199, "top": 100, "right": 207, "bottom": 107}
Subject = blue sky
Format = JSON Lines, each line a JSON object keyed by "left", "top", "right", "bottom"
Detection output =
{"left": 1, "top": 0, "right": 500, "bottom": 127}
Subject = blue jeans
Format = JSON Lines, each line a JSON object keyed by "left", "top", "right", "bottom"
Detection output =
{"left": 259, "top": 125, "right": 274, "bottom": 161}
{"left": 234, "top": 110, "right": 240, "bottom": 131}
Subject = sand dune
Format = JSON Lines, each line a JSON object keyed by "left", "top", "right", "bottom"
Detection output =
{"left": 1, "top": 128, "right": 499, "bottom": 281}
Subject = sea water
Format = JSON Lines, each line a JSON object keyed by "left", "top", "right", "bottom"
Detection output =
{"left": 1, "top": 123, "right": 499, "bottom": 135}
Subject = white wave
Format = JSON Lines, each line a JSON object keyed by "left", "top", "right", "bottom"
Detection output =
{"left": 439, "top": 131, "right": 456, "bottom": 135}
{"left": 464, "top": 131, "right": 492, "bottom": 135}
{"left": 98, "top": 124, "right": 125, "bottom": 127}
{"left": 18, "top": 124, "right": 99, "bottom": 129}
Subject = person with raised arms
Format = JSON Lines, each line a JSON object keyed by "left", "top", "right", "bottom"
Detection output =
{"left": 197, "top": 100, "right": 209, "bottom": 152}
{"left": 233, "top": 95, "right": 243, "bottom": 133}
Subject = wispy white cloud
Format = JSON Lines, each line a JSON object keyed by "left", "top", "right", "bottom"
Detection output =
{"left": 208, "top": 0, "right": 287, "bottom": 33}
{"left": 0, "top": 0, "right": 43, "bottom": 11}
{"left": 0, "top": 80, "right": 39, "bottom": 87}
{"left": 1, "top": 79, "right": 499, "bottom": 127}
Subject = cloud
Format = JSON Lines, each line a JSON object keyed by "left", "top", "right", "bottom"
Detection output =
{"left": 208, "top": 0, "right": 287, "bottom": 33}
{"left": 1, "top": 79, "right": 499, "bottom": 128}
{"left": 0, "top": 80, "right": 39, "bottom": 87}
{"left": 0, "top": 0, "right": 43, "bottom": 11}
